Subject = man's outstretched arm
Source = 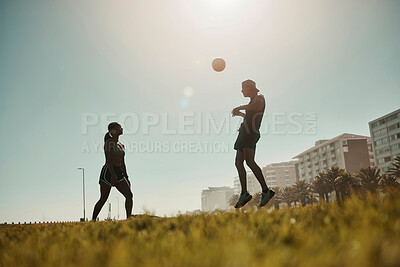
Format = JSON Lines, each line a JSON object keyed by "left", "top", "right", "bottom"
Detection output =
{"left": 234, "top": 95, "right": 264, "bottom": 112}
{"left": 231, "top": 109, "right": 246, "bottom": 117}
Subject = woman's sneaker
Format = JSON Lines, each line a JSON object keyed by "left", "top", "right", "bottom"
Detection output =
{"left": 235, "top": 192, "right": 252, "bottom": 208}
{"left": 259, "top": 189, "right": 275, "bottom": 207}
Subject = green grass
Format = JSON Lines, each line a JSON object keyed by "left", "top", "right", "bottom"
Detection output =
{"left": 1, "top": 192, "right": 400, "bottom": 267}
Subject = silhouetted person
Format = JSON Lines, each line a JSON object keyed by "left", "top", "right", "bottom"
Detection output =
{"left": 92, "top": 122, "right": 133, "bottom": 220}
{"left": 232, "top": 80, "right": 275, "bottom": 208}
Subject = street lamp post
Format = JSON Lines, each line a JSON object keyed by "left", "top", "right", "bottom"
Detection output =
{"left": 115, "top": 196, "right": 119, "bottom": 220}
{"left": 77, "top": 168, "right": 85, "bottom": 221}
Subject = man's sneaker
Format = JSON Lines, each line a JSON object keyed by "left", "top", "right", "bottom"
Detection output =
{"left": 259, "top": 189, "right": 275, "bottom": 207}
{"left": 235, "top": 192, "right": 252, "bottom": 208}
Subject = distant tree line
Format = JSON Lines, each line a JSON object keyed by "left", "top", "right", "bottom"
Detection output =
{"left": 229, "top": 156, "right": 400, "bottom": 209}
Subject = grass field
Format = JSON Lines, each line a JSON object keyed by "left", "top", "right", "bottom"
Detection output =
{"left": 1, "top": 192, "right": 400, "bottom": 267}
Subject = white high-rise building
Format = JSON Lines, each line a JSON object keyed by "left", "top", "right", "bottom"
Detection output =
{"left": 201, "top": 187, "right": 234, "bottom": 212}
{"left": 233, "top": 172, "right": 261, "bottom": 195}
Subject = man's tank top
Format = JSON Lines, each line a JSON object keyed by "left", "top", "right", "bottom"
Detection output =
{"left": 240, "top": 95, "right": 265, "bottom": 134}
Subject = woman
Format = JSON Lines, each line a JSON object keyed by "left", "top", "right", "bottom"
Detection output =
{"left": 92, "top": 122, "right": 133, "bottom": 220}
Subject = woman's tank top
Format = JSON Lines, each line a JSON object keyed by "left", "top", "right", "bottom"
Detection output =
{"left": 112, "top": 142, "right": 125, "bottom": 157}
{"left": 105, "top": 140, "right": 125, "bottom": 157}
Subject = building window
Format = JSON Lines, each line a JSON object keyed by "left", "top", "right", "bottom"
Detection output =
{"left": 373, "top": 128, "right": 387, "bottom": 137}
{"left": 372, "top": 119, "right": 386, "bottom": 128}
{"left": 389, "top": 133, "right": 400, "bottom": 141}
{"left": 391, "top": 144, "right": 400, "bottom": 152}
{"left": 378, "top": 156, "right": 391, "bottom": 163}
{"left": 334, "top": 142, "right": 339, "bottom": 148}
{"left": 386, "top": 113, "right": 399, "bottom": 122}
{"left": 343, "top": 147, "right": 349, "bottom": 152}
{"left": 377, "top": 147, "right": 391, "bottom": 155}
{"left": 388, "top": 123, "right": 400, "bottom": 132}
{"left": 375, "top": 137, "right": 389, "bottom": 146}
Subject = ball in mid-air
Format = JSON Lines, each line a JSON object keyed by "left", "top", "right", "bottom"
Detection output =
{"left": 212, "top": 58, "right": 226, "bottom": 72}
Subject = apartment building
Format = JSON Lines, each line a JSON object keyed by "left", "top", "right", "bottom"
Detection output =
{"left": 369, "top": 109, "right": 400, "bottom": 173}
{"left": 293, "top": 133, "right": 373, "bottom": 182}
{"left": 262, "top": 161, "right": 299, "bottom": 188}
{"left": 233, "top": 160, "right": 299, "bottom": 194}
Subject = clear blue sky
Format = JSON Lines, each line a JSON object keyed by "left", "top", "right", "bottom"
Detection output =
{"left": 1, "top": 0, "right": 399, "bottom": 222}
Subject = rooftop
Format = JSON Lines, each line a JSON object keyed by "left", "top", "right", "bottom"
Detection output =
{"left": 293, "top": 133, "right": 371, "bottom": 159}
{"left": 202, "top": 186, "right": 233, "bottom": 192}
{"left": 264, "top": 160, "right": 299, "bottom": 168}
{"left": 368, "top": 108, "right": 400, "bottom": 124}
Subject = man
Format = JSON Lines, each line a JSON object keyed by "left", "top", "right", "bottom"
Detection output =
{"left": 231, "top": 80, "right": 275, "bottom": 208}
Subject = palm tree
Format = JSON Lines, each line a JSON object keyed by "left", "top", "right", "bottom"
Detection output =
{"left": 326, "top": 165, "right": 344, "bottom": 201}
{"left": 334, "top": 170, "right": 358, "bottom": 202}
{"left": 229, "top": 194, "right": 239, "bottom": 207}
{"left": 293, "top": 180, "right": 312, "bottom": 206}
{"left": 357, "top": 166, "right": 381, "bottom": 194}
{"left": 280, "top": 187, "right": 294, "bottom": 207}
{"left": 378, "top": 174, "right": 400, "bottom": 192}
{"left": 270, "top": 187, "right": 282, "bottom": 210}
{"left": 388, "top": 156, "right": 400, "bottom": 180}
{"left": 311, "top": 172, "right": 330, "bottom": 202}
{"left": 248, "top": 192, "right": 262, "bottom": 208}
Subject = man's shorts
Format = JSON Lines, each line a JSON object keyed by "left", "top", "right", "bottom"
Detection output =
{"left": 234, "top": 130, "right": 261, "bottom": 152}
{"left": 99, "top": 164, "right": 128, "bottom": 187}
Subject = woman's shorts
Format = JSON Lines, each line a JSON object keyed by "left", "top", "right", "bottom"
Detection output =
{"left": 99, "top": 165, "right": 128, "bottom": 187}
{"left": 234, "top": 130, "right": 260, "bottom": 152}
